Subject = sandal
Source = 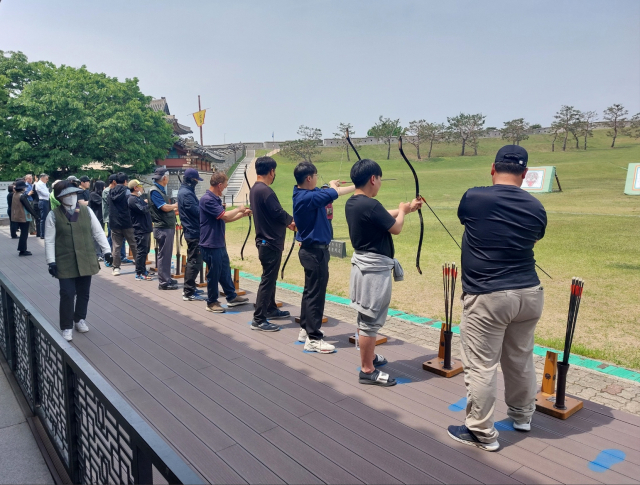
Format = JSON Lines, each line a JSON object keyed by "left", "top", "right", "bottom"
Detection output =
{"left": 359, "top": 369, "right": 397, "bottom": 387}
{"left": 373, "top": 354, "right": 387, "bottom": 367}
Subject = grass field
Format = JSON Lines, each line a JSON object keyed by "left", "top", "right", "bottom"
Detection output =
{"left": 221, "top": 130, "right": 640, "bottom": 370}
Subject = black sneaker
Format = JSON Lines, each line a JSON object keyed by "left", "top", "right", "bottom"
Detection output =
{"left": 266, "top": 309, "right": 291, "bottom": 319}
{"left": 18, "top": 251, "right": 32, "bottom": 256}
{"left": 158, "top": 284, "right": 178, "bottom": 290}
{"left": 170, "top": 278, "right": 178, "bottom": 284}
{"left": 251, "top": 321, "right": 281, "bottom": 332}
{"left": 447, "top": 425, "right": 499, "bottom": 452}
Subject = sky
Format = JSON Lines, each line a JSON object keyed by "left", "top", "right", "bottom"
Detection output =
{"left": 1, "top": 0, "right": 639, "bottom": 144}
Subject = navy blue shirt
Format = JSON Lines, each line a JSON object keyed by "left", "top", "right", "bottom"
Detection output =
{"left": 458, "top": 184, "right": 547, "bottom": 294}
{"left": 292, "top": 186, "right": 338, "bottom": 245}
{"left": 199, "top": 190, "right": 226, "bottom": 249}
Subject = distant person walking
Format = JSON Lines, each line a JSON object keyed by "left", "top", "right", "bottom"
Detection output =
{"left": 77, "top": 176, "right": 91, "bottom": 205}
{"left": 6, "top": 184, "right": 18, "bottom": 239}
{"left": 177, "top": 168, "right": 205, "bottom": 301}
{"left": 148, "top": 168, "right": 179, "bottom": 290}
{"left": 250, "top": 156, "right": 294, "bottom": 331}
{"left": 108, "top": 173, "right": 137, "bottom": 276}
{"left": 199, "top": 172, "right": 250, "bottom": 312}
{"left": 292, "top": 161, "right": 355, "bottom": 352}
{"left": 45, "top": 181, "right": 112, "bottom": 341}
{"left": 447, "top": 146, "right": 547, "bottom": 452}
{"left": 345, "top": 158, "right": 422, "bottom": 386}
{"left": 88, "top": 180, "right": 105, "bottom": 227}
{"left": 127, "top": 179, "right": 153, "bottom": 281}
{"left": 10, "top": 179, "right": 40, "bottom": 256}
{"left": 35, "top": 173, "right": 50, "bottom": 239}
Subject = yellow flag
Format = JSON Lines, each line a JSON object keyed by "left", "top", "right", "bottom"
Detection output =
{"left": 193, "top": 109, "right": 206, "bottom": 127}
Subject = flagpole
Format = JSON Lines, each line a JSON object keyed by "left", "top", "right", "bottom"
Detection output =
{"left": 198, "top": 95, "right": 203, "bottom": 146}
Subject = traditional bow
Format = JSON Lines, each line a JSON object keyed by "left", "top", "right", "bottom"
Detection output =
{"left": 280, "top": 230, "right": 297, "bottom": 279}
{"left": 345, "top": 128, "right": 361, "bottom": 161}
{"left": 240, "top": 165, "right": 252, "bottom": 260}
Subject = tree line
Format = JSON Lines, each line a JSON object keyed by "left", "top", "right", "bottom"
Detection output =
{"left": 0, "top": 50, "right": 174, "bottom": 180}
{"left": 282, "top": 105, "right": 640, "bottom": 163}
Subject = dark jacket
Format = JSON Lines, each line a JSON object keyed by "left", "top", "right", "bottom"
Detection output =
{"left": 127, "top": 194, "right": 153, "bottom": 234}
{"left": 88, "top": 192, "right": 103, "bottom": 224}
{"left": 177, "top": 182, "right": 200, "bottom": 240}
{"left": 108, "top": 184, "right": 132, "bottom": 229}
{"left": 6, "top": 191, "right": 12, "bottom": 217}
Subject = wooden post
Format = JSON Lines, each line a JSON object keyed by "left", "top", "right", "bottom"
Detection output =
{"left": 349, "top": 334, "right": 387, "bottom": 346}
{"left": 221, "top": 268, "right": 246, "bottom": 296}
{"left": 535, "top": 350, "right": 582, "bottom": 419}
{"left": 422, "top": 322, "right": 464, "bottom": 378}
{"left": 197, "top": 262, "right": 207, "bottom": 288}
{"left": 171, "top": 226, "right": 185, "bottom": 279}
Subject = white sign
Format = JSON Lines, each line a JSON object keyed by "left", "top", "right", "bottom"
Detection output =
{"left": 0, "top": 181, "right": 11, "bottom": 219}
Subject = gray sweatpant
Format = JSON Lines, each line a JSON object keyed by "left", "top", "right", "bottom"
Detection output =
{"left": 460, "top": 285, "right": 544, "bottom": 442}
{"left": 153, "top": 227, "right": 175, "bottom": 286}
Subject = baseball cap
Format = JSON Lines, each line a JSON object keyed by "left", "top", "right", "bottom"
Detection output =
{"left": 184, "top": 168, "right": 203, "bottom": 181}
{"left": 67, "top": 175, "right": 80, "bottom": 182}
{"left": 151, "top": 167, "right": 169, "bottom": 181}
{"left": 107, "top": 174, "right": 118, "bottom": 183}
{"left": 79, "top": 175, "right": 91, "bottom": 183}
{"left": 14, "top": 180, "right": 27, "bottom": 191}
{"left": 128, "top": 179, "right": 142, "bottom": 190}
{"left": 495, "top": 145, "right": 528, "bottom": 167}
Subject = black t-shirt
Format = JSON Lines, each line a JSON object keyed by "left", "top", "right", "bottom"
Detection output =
{"left": 250, "top": 181, "right": 293, "bottom": 252}
{"left": 345, "top": 194, "right": 396, "bottom": 258}
{"left": 77, "top": 189, "right": 90, "bottom": 202}
{"left": 457, "top": 185, "right": 547, "bottom": 294}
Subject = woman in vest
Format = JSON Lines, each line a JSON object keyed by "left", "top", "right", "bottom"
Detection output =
{"left": 10, "top": 179, "right": 40, "bottom": 256}
{"left": 44, "top": 181, "right": 112, "bottom": 341}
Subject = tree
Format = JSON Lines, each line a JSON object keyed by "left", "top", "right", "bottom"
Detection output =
{"left": 368, "top": 116, "right": 402, "bottom": 159}
{"left": 530, "top": 124, "right": 542, "bottom": 130}
{"left": 549, "top": 122, "right": 562, "bottom": 152}
{"left": 501, "top": 118, "right": 530, "bottom": 145}
{"left": 0, "top": 53, "right": 175, "bottom": 180}
{"left": 630, "top": 113, "right": 640, "bottom": 139}
{"left": 279, "top": 125, "right": 322, "bottom": 163}
{"left": 577, "top": 110, "right": 598, "bottom": 150}
{"left": 333, "top": 122, "right": 359, "bottom": 161}
{"left": 423, "top": 123, "right": 446, "bottom": 158}
{"left": 405, "top": 120, "right": 429, "bottom": 159}
{"left": 553, "top": 105, "right": 580, "bottom": 151}
{"left": 446, "top": 113, "right": 486, "bottom": 156}
{"left": 603, "top": 104, "right": 628, "bottom": 148}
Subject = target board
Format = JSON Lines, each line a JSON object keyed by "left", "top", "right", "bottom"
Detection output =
{"left": 520, "top": 166, "right": 555, "bottom": 193}
{"left": 624, "top": 163, "right": 640, "bottom": 195}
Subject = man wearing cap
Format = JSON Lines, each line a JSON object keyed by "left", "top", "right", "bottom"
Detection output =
{"left": 127, "top": 179, "right": 153, "bottom": 280}
{"left": 178, "top": 168, "right": 205, "bottom": 300}
{"left": 11, "top": 179, "right": 40, "bottom": 256}
{"left": 77, "top": 176, "right": 91, "bottom": 205}
{"left": 102, "top": 174, "right": 128, "bottom": 266}
{"left": 45, "top": 180, "right": 112, "bottom": 341}
{"left": 447, "top": 145, "right": 547, "bottom": 452}
{"left": 108, "top": 173, "right": 138, "bottom": 276}
{"left": 35, "top": 173, "right": 50, "bottom": 239}
{"left": 148, "top": 167, "right": 179, "bottom": 290}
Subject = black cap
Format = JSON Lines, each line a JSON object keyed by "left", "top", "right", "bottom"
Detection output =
{"left": 107, "top": 174, "right": 118, "bottom": 183}
{"left": 495, "top": 145, "right": 528, "bottom": 168}
{"left": 151, "top": 167, "right": 169, "bottom": 181}
{"left": 79, "top": 175, "right": 90, "bottom": 183}
{"left": 14, "top": 180, "right": 27, "bottom": 191}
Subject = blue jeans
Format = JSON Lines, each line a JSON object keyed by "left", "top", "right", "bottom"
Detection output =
{"left": 38, "top": 200, "right": 50, "bottom": 237}
{"left": 106, "top": 224, "right": 126, "bottom": 259}
{"left": 201, "top": 246, "right": 236, "bottom": 304}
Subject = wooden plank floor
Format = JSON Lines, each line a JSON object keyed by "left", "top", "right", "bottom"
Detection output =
{"left": 1, "top": 229, "right": 639, "bottom": 484}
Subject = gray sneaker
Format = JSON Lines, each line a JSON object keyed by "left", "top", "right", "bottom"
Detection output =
{"left": 251, "top": 321, "right": 281, "bottom": 332}
{"left": 227, "top": 296, "right": 249, "bottom": 307}
{"left": 206, "top": 301, "right": 225, "bottom": 313}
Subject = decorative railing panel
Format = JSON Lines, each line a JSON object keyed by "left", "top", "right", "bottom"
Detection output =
{"left": 0, "top": 272, "right": 202, "bottom": 485}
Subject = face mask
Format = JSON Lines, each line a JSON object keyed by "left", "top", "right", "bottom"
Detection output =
{"left": 61, "top": 194, "right": 77, "bottom": 209}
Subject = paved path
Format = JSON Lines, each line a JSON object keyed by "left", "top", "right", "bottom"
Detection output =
{"left": 1, "top": 230, "right": 639, "bottom": 484}
{"left": 0, "top": 361, "right": 53, "bottom": 484}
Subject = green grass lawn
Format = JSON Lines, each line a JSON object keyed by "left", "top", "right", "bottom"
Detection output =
{"left": 225, "top": 130, "right": 640, "bottom": 369}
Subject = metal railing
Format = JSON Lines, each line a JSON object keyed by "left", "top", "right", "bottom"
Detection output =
{"left": 0, "top": 270, "right": 203, "bottom": 485}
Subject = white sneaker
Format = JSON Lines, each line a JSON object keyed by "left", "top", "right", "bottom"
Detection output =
{"left": 62, "top": 329, "right": 73, "bottom": 341}
{"left": 75, "top": 319, "right": 89, "bottom": 333}
{"left": 513, "top": 419, "right": 531, "bottom": 432}
{"left": 112, "top": 267, "right": 121, "bottom": 276}
{"left": 298, "top": 328, "right": 325, "bottom": 342}
{"left": 304, "top": 338, "right": 335, "bottom": 354}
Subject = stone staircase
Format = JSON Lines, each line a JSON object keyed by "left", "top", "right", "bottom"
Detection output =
{"left": 222, "top": 149, "right": 254, "bottom": 205}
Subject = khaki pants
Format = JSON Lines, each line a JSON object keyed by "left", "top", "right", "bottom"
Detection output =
{"left": 460, "top": 285, "right": 544, "bottom": 442}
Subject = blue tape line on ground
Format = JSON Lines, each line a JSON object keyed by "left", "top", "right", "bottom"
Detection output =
{"left": 588, "top": 449, "right": 625, "bottom": 472}
{"left": 294, "top": 341, "right": 304, "bottom": 345}
{"left": 448, "top": 397, "right": 467, "bottom": 412}
{"left": 395, "top": 377, "right": 412, "bottom": 384}
{"left": 237, "top": 269, "right": 640, "bottom": 381}
{"left": 494, "top": 419, "right": 514, "bottom": 431}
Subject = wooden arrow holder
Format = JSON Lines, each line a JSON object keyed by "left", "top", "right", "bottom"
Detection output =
{"left": 535, "top": 350, "right": 582, "bottom": 419}
{"left": 422, "top": 327, "right": 463, "bottom": 378}
{"left": 349, "top": 333, "right": 387, "bottom": 346}
{"left": 295, "top": 316, "right": 327, "bottom": 324}
{"left": 220, "top": 268, "right": 246, "bottom": 296}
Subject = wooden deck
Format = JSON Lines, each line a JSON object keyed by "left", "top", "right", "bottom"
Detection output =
{"left": 1, "top": 229, "right": 639, "bottom": 484}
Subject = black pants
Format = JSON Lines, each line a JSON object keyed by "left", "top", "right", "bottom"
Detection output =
{"left": 298, "top": 247, "right": 330, "bottom": 340}
{"left": 134, "top": 232, "right": 150, "bottom": 275}
{"left": 10, "top": 219, "right": 18, "bottom": 238}
{"left": 183, "top": 238, "right": 202, "bottom": 297}
{"left": 59, "top": 276, "right": 92, "bottom": 330}
{"left": 253, "top": 244, "right": 282, "bottom": 324}
{"left": 17, "top": 222, "right": 30, "bottom": 252}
